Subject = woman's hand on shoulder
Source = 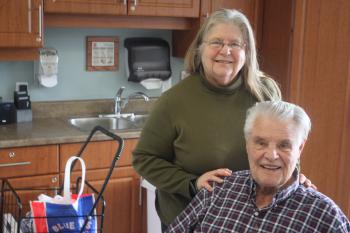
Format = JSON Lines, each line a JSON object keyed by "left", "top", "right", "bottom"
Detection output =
{"left": 196, "top": 168, "right": 232, "bottom": 192}
{"left": 299, "top": 173, "right": 317, "bottom": 190}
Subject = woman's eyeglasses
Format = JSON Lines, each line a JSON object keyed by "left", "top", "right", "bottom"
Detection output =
{"left": 203, "top": 40, "right": 245, "bottom": 51}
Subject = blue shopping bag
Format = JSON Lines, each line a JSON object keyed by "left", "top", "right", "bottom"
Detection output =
{"left": 30, "top": 156, "right": 97, "bottom": 233}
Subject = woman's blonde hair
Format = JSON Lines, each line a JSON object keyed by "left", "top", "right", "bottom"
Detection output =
{"left": 184, "top": 9, "right": 281, "bottom": 101}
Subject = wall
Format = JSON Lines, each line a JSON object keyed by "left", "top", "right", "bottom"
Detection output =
{"left": 0, "top": 28, "right": 184, "bottom": 102}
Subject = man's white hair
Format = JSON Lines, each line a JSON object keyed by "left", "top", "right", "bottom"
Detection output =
{"left": 244, "top": 101, "right": 311, "bottom": 141}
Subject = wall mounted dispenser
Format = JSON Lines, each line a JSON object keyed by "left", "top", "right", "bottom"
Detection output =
{"left": 124, "top": 38, "right": 171, "bottom": 90}
{"left": 37, "top": 48, "right": 59, "bottom": 88}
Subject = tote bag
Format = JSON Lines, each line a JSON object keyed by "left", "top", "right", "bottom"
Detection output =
{"left": 30, "top": 156, "right": 97, "bottom": 233}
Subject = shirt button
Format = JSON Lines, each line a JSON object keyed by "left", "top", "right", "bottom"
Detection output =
{"left": 254, "top": 211, "right": 259, "bottom": 216}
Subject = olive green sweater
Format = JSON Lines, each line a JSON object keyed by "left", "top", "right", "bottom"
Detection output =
{"left": 132, "top": 74, "right": 276, "bottom": 225}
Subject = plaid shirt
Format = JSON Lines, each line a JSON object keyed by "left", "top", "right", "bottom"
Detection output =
{"left": 165, "top": 170, "right": 350, "bottom": 233}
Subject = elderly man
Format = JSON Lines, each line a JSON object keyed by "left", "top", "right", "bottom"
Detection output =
{"left": 165, "top": 101, "right": 350, "bottom": 232}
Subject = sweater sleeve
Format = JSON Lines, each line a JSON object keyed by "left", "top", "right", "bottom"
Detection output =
{"left": 132, "top": 93, "right": 197, "bottom": 199}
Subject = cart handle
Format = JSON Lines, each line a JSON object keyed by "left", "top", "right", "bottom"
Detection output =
{"left": 69, "top": 125, "right": 124, "bottom": 233}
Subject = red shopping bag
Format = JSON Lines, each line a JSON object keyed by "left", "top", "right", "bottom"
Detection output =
{"left": 30, "top": 156, "right": 97, "bottom": 233}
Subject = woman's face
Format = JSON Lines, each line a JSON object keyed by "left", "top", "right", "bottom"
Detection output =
{"left": 201, "top": 23, "right": 246, "bottom": 87}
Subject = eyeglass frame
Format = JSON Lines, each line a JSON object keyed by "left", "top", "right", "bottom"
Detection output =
{"left": 202, "top": 39, "right": 246, "bottom": 51}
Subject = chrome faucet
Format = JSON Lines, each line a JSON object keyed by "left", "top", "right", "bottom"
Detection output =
{"left": 114, "top": 86, "right": 126, "bottom": 116}
{"left": 114, "top": 86, "right": 149, "bottom": 116}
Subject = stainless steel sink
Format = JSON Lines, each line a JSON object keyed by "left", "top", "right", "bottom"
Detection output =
{"left": 68, "top": 113, "right": 149, "bottom": 131}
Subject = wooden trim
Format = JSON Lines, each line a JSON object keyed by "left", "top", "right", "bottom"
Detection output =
{"left": 45, "top": 14, "right": 194, "bottom": 30}
{"left": 289, "top": 0, "right": 307, "bottom": 103}
{"left": 339, "top": 27, "right": 350, "bottom": 219}
{"left": 0, "top": 48, "right": 39, "bottom": 61}
{"left": 340, "top": 74, "right": 350, "bottom": 217}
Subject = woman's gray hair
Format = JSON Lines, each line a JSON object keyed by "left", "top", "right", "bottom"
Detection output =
{"left": 244, "top": 101, "right": 312, "bottom": 141}
{"left": 184, "top": 8, "right": 281, "bottom": 101}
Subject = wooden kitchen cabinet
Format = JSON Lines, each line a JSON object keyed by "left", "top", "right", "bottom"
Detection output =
{"left": 44, "top": 0, "right": 199, "bottom": 17}
{"left": 44, "top": 0, "right": 127, "bottom": 15}
{"left": 127, "top": 0, "right": 200, "bottom": 17}
{"left": 172, "top": 0, "right": 263, "bottom": 57}
{"left": 0, "top": 145, "right": 59, "bottom": 215}
{"left": 0, "top": 0, "right": 44, "bottom": 60}
{"left": 59, "top": 138, "right": 145, "bottom": 233}
{"left": 44, "top": 0, "right": 198, "bottom": 30}
{"left": 0, "top": 145, "right": 59, "bottom": 178}
{"left": 0, "top": 0, "right": 43, "bottom": 48}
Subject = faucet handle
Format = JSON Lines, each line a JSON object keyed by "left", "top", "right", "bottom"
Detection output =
{"left": 128, "top": 92, "right": 150, "bottom": 101}
{"left": 115, "top": 86, "right": 126, "bottom": 98}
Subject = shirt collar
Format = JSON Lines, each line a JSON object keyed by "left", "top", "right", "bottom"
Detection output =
{"left": 249, "top": 169, "right": 300, "bottom": 209}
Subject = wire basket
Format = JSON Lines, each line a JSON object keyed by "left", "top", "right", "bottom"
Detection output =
{"left": 0, "top": 126, "right": 124, "bottom": 233}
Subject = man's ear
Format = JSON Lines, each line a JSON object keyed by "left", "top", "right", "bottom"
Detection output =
{"left": 298, "top": 139, "right": 307, "bottom": 155}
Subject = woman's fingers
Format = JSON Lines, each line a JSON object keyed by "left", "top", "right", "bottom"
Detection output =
{"left": 196, "top": 168, "right": 232, "bottom": 191}
{"left": 299, "top": 173, "right": 317, "bottom": 190}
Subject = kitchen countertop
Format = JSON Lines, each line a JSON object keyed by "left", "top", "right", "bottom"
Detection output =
{"left": 0, "top": 117, "right": 141, "bottom": 148}
{"left": 0, "top": 98, "right": 156, "bottom": 148}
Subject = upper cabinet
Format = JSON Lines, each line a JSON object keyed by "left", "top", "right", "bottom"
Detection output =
{"left": 127, "top": 0, "right": 200, "bottom": 17}
{"left": 0, "top": 0, "right": 43, "bottom": 47}
{"left": 44, "top": 0, "right": 127, "bottom": 15}
{"left": 172, "top": 0, "right": 263, "bottom": 57}
{"left": 44, "top": 0, "right": 199, "bottom": 17}
{"left": 44, "top": 0, "right": 199, "bottom": 30}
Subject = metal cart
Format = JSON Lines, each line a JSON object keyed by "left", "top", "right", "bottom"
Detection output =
{"left": 0, "top": 126, "right": 124, "bottom": 233}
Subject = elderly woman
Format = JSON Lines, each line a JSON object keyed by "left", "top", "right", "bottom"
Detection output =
{"left": 132, "top": 9, "right": 283, "bottom": 230}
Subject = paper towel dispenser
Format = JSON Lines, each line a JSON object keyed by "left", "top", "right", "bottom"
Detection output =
{"left": 124, "top": 38, "right": 171, "bottom": 84}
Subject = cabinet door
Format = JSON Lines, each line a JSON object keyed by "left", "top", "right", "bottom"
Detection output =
{"left": 60, "top": 138, "right": 145, "bottom": 233}
{"left": 44, "top": 0, "right": 127, "bottom": 15}
{"left": 172, "top": 0, "right": 262, "bottom": 57}
{"left": 59, "top": 139, "right": 138, "bottom": 172}
{"left": 3, "top": 174, "right": 60, "bottom": 218}
{"left": 0, "top": 145, "right": 59, "bottom": 178}
{"left": 67, "top": 167, "right": 144, "bottom": 233}
{"left": 127, "top": 0, "right": 200, "bottom": 17}
{"left": 0, "top": 0, "right": 43, "bottom": 47}
{"left": 210, "top": 0, "right": 259, "bottom": 28}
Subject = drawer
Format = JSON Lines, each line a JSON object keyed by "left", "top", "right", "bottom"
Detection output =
{"left": 59, "top": 139, "right": 138, "bottom": 172}
{"left": 0, "top": 145, "right": 59, "bottom": 178}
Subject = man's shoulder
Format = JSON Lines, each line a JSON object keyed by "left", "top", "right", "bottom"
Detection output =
{"left": 220, "top": 170, "right": 251, "bottom": 187}
{"left": 293, "top": 186, "right": 349, "bottom": 223}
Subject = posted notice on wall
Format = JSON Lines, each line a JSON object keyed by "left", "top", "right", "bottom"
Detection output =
{"left": 91, "top": 41, "right": 115, "bottom": 66}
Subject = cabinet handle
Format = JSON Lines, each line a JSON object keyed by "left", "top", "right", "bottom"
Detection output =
{"left": 8, "top": 151, "right": 16, "bottom": 158}
{"left": 37, "top": 3, "right": 42, "bottom": 42}
{"left": 0, "top": 162, "right": 31, "bottom": 168}
{"left": 28, "top": 0, "right": 32, "bottom": 33}
{"left": 123, "top": 0, "right": 127, "bottom": 5}
{"left": 130, "top": 0, "right": 137, "bottom": 11}
{"left": 51, "top": 177, "right": 58, "bottom": 183}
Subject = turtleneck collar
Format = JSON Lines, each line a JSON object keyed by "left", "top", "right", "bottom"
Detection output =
{"left": 199, "top": 71, "right": 243, "bottom": 95}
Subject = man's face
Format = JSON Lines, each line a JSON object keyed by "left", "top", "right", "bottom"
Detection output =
{"left": 246, "top": 115, "right": 305, "bottom": 193}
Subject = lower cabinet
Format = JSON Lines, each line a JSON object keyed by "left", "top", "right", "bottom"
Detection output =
{"left": 0, "top": 144, "right": 60, "bottom": 218}
{"left": 59, "top": 138, "right": 146, "bottom": 233}
{"left": 5, "top": 174, "right": 60, "bottom": 215}
{"left": 0, "top": 138, "right": 146, "bottom": 232}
